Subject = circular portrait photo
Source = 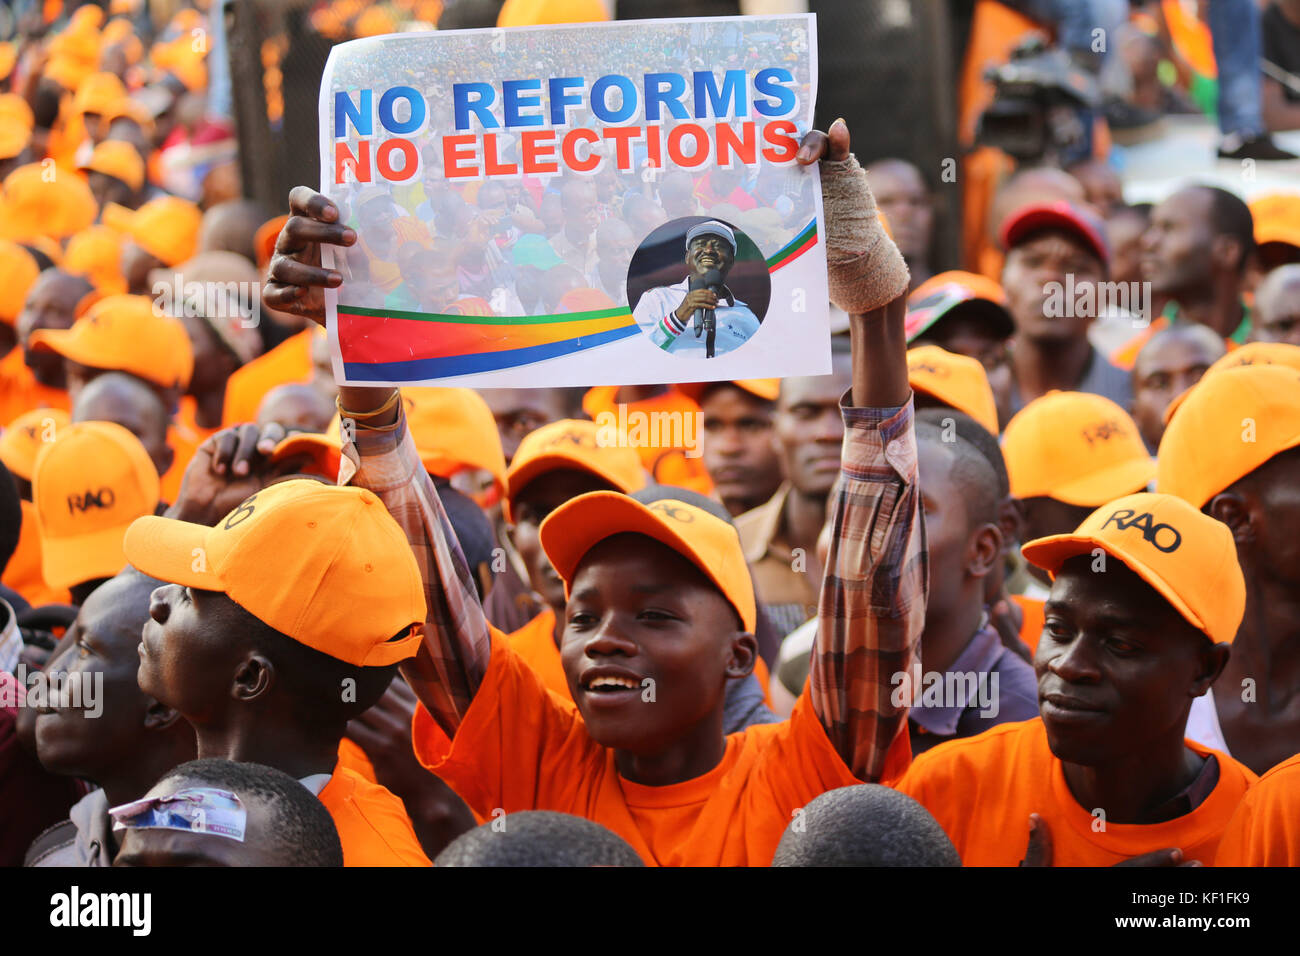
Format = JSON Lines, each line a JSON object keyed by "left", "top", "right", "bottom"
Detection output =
{"left": 627, "top": 217, "right": 771, "bottom": 359}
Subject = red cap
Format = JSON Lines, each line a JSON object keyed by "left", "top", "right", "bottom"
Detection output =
{"left": 1000, "top": 201, "right": 1110, "bottom": 270}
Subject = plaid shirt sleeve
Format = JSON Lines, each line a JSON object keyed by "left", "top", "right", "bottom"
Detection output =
{"left": 810, "top": 396, "right": 927, "bottom": 782}
{"left": 342, "top": 407, "right": 491, "bottom": 738}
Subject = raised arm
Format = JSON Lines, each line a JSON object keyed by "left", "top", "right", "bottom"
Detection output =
{"left": 798, "top": 121, "right": 926, "bottom": 782}
{"left": 264, "top": 189, "right": 491, "bottom": 737}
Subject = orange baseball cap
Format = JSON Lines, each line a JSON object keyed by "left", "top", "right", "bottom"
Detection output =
{"left": 63, "top": 225, "right": 127, "bottom": 295}
{"left": 0, "top": 408, "right": 70, "bottom": 480}
{"left": 505, "top": 419, "right": 647, "bottom": 523}
{"left": 674, "top": 379, "right": 780, "bottom": 404}
{"left": 103, "top": 196, "right": 201, "bottom": 266}
{"left": 906, "top": 344, "right": 1000, "bottom": 436}
{"left": 73, "top": 72, "right": 128, "bottom": 118}
{"left": 79, "top": 140, "right": 144, "bottom": 192}
{"left": 270, "top": 428, "right": 342, "bottom": 482}
{"left": 1022, "top": 492, "right": 1245, "bottom": 645}
{"left": 0, "top": 239, "right": 40, "bottom": 325}
{"left": 1003, "top": 391, "right": 1154, "bottom": 504}
{"left": 1250, "top": 194, "right": 1300, "bottom": 250}
{"left": 32, "top": 421, "right": 160, "bottom": 589}
{"left": 123, "top": 479, "right": 427, "bottom": 667}
{"left": 905, "top": 270, "right": 1015, "bottom": 342}
{"left": 1157, "top": 364, "right": 1300, "bottom": 508}
{"left": 29, "top": 293, "right": 194, "bottom": 391}
{"left": 255, "top": 214, "right": 288, "bottom": 272}
{"left": 43, "top": 57, "right": 94, "bottom": 93}
{"left": 1162, "top": 341, "right": 1300, "bottom": 424}
{"left": 0, "top": 122, "right": 29, "bottom": 162}
{"left": 402, "top": 387, "right": 507, "bottom": 493}
{"left": 0, "top": 94, "right": 34, "bottom": 131}
{"left": 0, "top": 163, "right": 98, "bottom": 241}
{"left": 539, "top": 491, "right": 756, "bottom": 632}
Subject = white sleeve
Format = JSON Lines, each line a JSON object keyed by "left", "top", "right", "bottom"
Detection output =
{"left": 633, "top": 285, "right": 689, "bottom": 350}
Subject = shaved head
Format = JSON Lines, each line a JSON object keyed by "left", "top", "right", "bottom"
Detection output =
{"left": 198, "top": 199, "right": 274, "bottom": 265}
{"left": 257, "top": 383, "right": 336, "bottom": 433}
{"left": 991, "top": 166, "right": 1087, "bottom": 240}
{"left": 1254, "top": 264, "right": 1300, "bottom": 346}
{"left": 72, "top": 371, "right": 173, "bottom": 477}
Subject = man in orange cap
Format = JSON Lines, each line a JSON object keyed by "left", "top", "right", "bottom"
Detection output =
{"left": 906, "top": 270, "right": 1015, "bottom": 429}
{"left": 1252, "top": 264, "right": 1300, "bottom": 347}
{"left": 499, "top": 419, "right": 647, "bottom": 698}
{"left": 121, "top": 478, "right": 431, "bottom": 866}
{"left": 1158, "top": 364, "right": 1300, "bottom": 774}
{"left": 28, "top": 293, "right": 193, "bottom": 498}
{"left": 103, "top": 195, "right": 201, "bottom": 294}
{"left": 677, "top": 380, "right": 782, "bottom": 519}
{"left": 735, "top": 349, "right": 852, "bottom": 638}
{"left": 1001, "top": 391, "right": 1156, "bottom": 654}
{"left": 906, "top": 345, "right": 1001, "bottom": 437}
{"left": 264, "top": 118, "right": 924, "bottom": 866}
{"left": 900, "top": 493, "right": 1257, "bottom": 865}
{"left": 1130, "top": 323, "right": 1225, "bottom": 452}
{"left": 32, "top": 420, "right": 160, "bottom": 606}
{"left": 78, "top": 139, "right": 143, "bottom": 211}
{"left": 3, "top": 270, "right": 93, "bottom": 426}
{"left": 1000, "top": 202, "right": 1132, "bottom": 413}
{"left": 28, "top": 292, "right": 193, "bottom": 403}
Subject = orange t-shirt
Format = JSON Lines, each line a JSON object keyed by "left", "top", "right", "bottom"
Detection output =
{"left": 1215, "top": 753, "right": 1300, "bottom": 866}
{"left": 898, "top": 718, "right": 1256, "bottom": 866}
{"left": 508, "top": 607, "right": 572, "bottom": 703}
{"left": 2, "top": 499, "right": 70, "bottom": 608}
{"left": 0, "top": 348, "right": 69, "bottom": 427}
{"left": 316, "top": 764, "right": 431, "bottom": 866}
{"left": 220, "top": 329, "right": 314, "bottom": 427}
{"left": 1010, "top": 593, "right": 1045, "bottom": 655}
{"left": 336, "top": 736, "right": 379, "bottom": 783}
{"left": 160, "top": 396, "right": 221, "bottom": 504}
{"left": 412, "top": 629, "right": 886, "bottom": 866}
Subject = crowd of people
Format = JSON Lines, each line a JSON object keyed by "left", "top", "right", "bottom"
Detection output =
{"left": 0, "top": 0, "right": 1299, "bottom": 869}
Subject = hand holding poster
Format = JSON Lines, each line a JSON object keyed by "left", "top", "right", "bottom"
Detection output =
{"left": 320, "top": 15, "right": 827, "bottom": 388}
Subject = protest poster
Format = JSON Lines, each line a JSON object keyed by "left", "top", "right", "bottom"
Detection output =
{"left": 319, "top": 15, "right": 828, "bottom": 388}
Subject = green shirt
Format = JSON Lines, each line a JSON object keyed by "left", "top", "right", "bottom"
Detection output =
{"left": 1160, "top": 299, "right": 1252, "bottom": 345}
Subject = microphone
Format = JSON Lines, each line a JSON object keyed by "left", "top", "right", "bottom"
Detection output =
{"left": 699, "top": 268, "right": 721, "bottom": 358}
